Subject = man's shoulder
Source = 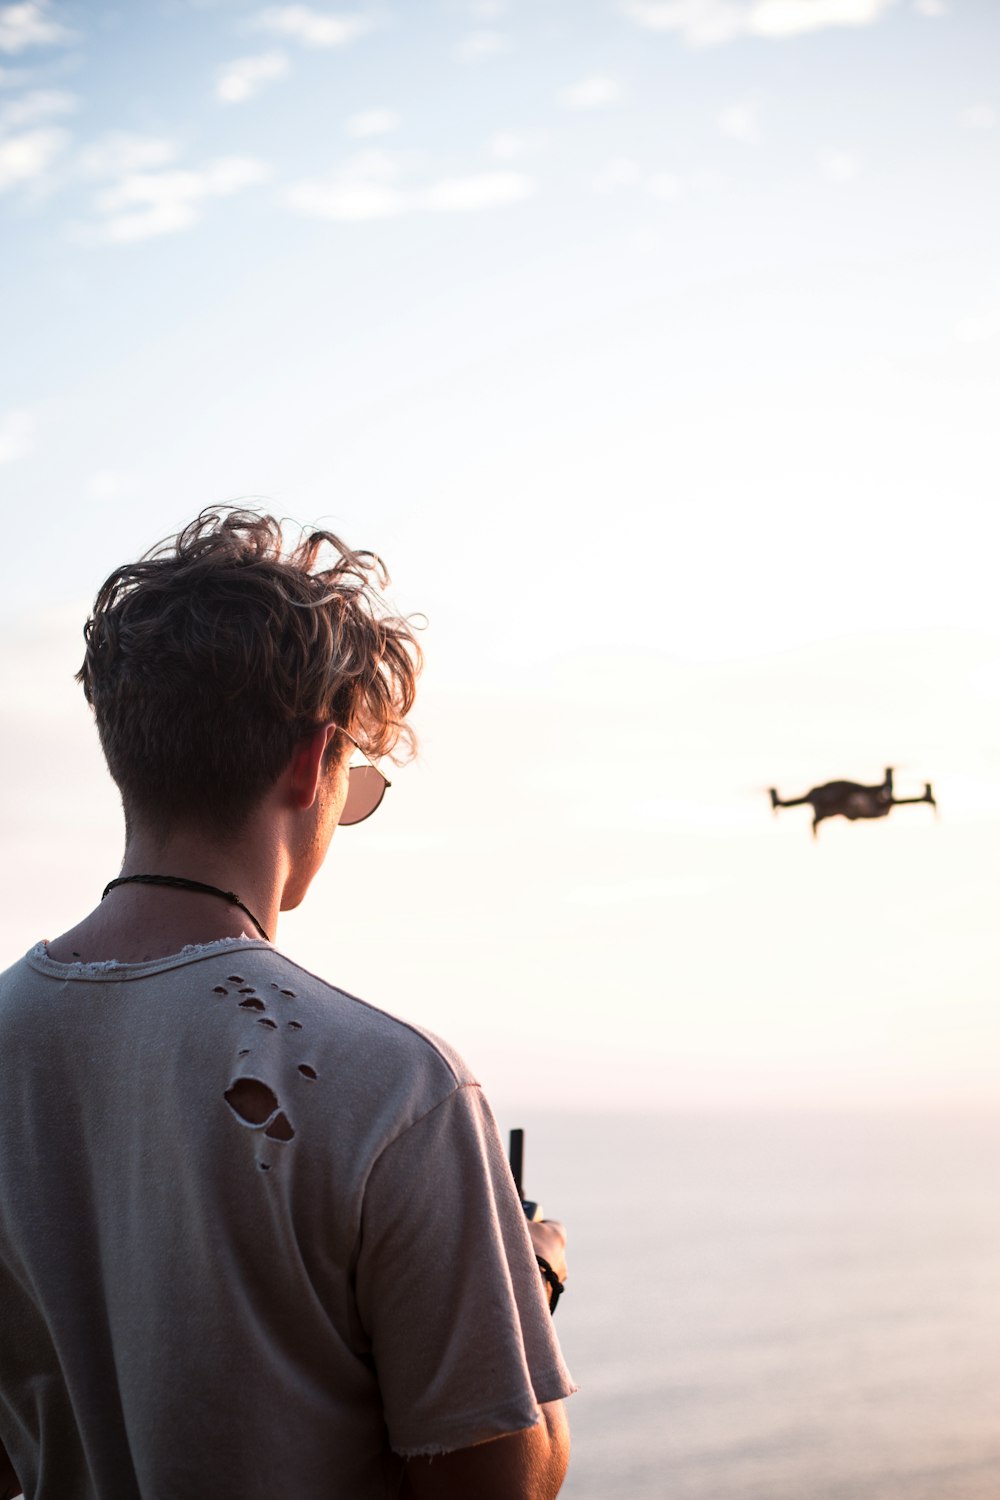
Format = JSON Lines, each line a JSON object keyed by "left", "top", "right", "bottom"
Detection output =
{"left": 272, "top": 950, "right": 478, "bottom": 1088}
{"left": 196, "top": 946, "right": 484, "bottom": 1170}
{"left": 188, "top": 943, "right": 479, "bottom": 1095}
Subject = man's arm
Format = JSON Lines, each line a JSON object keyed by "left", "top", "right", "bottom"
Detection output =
{"left": 402, "top": 1399, "right": 569, "bottom": 1500}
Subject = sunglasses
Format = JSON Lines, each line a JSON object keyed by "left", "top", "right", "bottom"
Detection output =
{"left": 335, "top": 727, "right": 391, "bottom": 826}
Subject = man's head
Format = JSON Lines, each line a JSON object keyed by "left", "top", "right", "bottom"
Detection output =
{"left": 77, "top": 508, "right": 422, "bottom": 843}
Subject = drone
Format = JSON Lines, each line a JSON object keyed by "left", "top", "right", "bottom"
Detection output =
{"left": 768, "top": 767, "right": 936, "bottom": 838}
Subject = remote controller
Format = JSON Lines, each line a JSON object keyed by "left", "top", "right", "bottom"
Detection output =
{"left": 508, "top": 1128, "right": 543, "bottom": 1221}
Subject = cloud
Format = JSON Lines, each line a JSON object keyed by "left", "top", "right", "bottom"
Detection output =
{"left": 961, "top": 104, "right": 995, "bottom": 131}
{"left": 567, "top": 873, "right": 724, "bottom": 907}
{"left": 82, "top": 156, "right": 272, "bottom": 243}
{"left": 593, "top": 156, "right": 642, "bottom": 191}
{"left": 592, "top": 159, "right": 705, "bottom": 201}
{"left": 346, "top": 107, "right": 399, "bottom": 137}
{"left": 621, "top": 0, "right": 748, "bottom": 44}
{"left": 455, "top": 29, "right": 508, "bottom": 60}
{"left": 286, "top": 148, "right": 405, "bottom": 220}
{"left": 84, "top": 470, "right": 140, "bottom": 502}
{"left": 0, "top": 123, "right": 67, "bottom": 189}
{"left": 216, "top": 49, "right": 289, "bottom": 104}
{"left": 0, "top": 406, "right": 33, "bottom": 463}
{"left": 560, "top": 76, "right": 620, "bottom": 109}
{"left": 620, "top": 0, "right": 896, "bottom": 46}
{"left": 423, "top": 170, "right": 533, "bottom": 211}
{"left": 250, "top": 6, "right": 372, "bottom": 48}
{"left": 286, "top": 150, "right": 535, "bottom": 221}
{"left": 719, "top": 103, "right": 761, "bottom": 142}
{"left": 0, "top": 1, "right": 74, "bottom": 55}
{"left": 77, "top": 132, "right": 177, "bottom": 178}
{"left": 818, "top": 146, "right": 860, "bottom": 180}
{"left": 0, "top": 86, "right": 74, "bottom": 126}
{"left": 646, "top": 169, "right": 688, "bottom": 199}
{"left": 956, "top": 306, "right": 1000, "bottom": 345}
{"left": 489, "top": 129, "right": 527, "bottom": 160}
{"left": 913, "top": 0, "right": 946, "bottom": 13}
{"left": 752, "top": 0, "right": 895, "bottom": 36}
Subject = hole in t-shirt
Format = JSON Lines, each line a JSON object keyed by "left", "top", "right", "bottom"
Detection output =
{"left": 280, "top": 989, "right": 296, "bottom": 998}
{"left": 258, "top": 1160, "right": 271, "bottom": 1172}
{"left": 238, "top": 986, "right": 256, "bottom": 994}
{"left": 224, "top": 1078, "right": 278, "bottom": 1126}
{"left": 213, "top": 986, "right": 228, "bottom": 995}
{"left": 238, "top": 996, "right": 265, "bottom": 1011}
{"left": 227, "top": 975, "right": 244, "bottom": 984}
{"left": 287, "top": 1020, "right": 303, "bottom": 1031}
{"left": 264, "top": 1111, "right": 295, "bottom": 1142}
{"left": 237, "top": 1048, "right": 250, "bottom": 1057}
{"left": 298, "top": 1064, "right": 318, "bottom": 1080}
{"left": 257, "top": 1017, "right": 277, "bottom": 1030}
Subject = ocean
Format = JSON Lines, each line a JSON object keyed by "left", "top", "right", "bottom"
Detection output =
{"left": 500, "top": 1110, "right": 1000, "bottom": 1500}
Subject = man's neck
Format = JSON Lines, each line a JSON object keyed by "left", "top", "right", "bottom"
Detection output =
{"left": 46, "top": 821, "right": 289, "bottom": 965}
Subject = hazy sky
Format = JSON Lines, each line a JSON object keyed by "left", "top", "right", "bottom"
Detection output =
{"left": 2, "top": 0, "right": 998, "bottom": 1110}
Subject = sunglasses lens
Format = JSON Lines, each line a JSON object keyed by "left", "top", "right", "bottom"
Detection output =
{"left": 340, "top": 764, "right": 387, "bottom": 826}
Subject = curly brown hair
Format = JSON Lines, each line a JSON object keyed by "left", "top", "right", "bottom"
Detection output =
{"left": 77, "top": 507, "right": 423, "bottom": 838}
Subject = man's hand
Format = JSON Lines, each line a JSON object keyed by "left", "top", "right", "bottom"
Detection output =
{"left": 527, "top": 1219, "right": 567, "bottom": 1310}
{"left": 526, "top": 1219, "right": 567, "bottom": 1292}
{"left": 402, "top": 1400, "right": 569, "bottom": 1500}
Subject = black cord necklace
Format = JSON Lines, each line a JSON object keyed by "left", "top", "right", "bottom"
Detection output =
{"left": 101, "top": 875, "right": 271, "bottom": 943}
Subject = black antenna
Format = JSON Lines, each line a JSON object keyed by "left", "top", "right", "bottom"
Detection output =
{"left": 509, "top": 1128, "right": 524, "bottom": 1199}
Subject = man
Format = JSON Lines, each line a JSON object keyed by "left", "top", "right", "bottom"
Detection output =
{"left": 0, "top": 509, "right": 573, "bottom": 1500}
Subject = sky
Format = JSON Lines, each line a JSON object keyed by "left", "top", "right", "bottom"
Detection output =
{"left": 1, "top": 0, "right": 998, "bottom": 1112}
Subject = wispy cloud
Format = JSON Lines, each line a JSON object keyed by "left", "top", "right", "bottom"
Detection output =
{"left": 78, "top": 133, "right": 177, "bottom": 179}
{"left": 455, "top": 30, "right": 508, "bottom": 60}
{"left": 80, "top": 157, "right": 272, "bottom": 244}
{"left": 250, "top": 6, "right": 372, "bottom": 48}
{"left": 286, "top": 149, "right": 534, "bottom": 221}
{"left": 592, "top": 158, "right": 708, "bottom": 202}
{"left": 621, "top": 0, "right": 896, "bottom": 46}
{"left": 956, "top": 301, "right": 1000, "bottom": 345}
{"left": 647, "top": 171, "right": 688, "bottom": 199}
{"left": 753, "top": 0, "right": 895, "bottom": 36}
{"left": 719, "top": 103, "right": 761, "bottom": 142}
{"left": 0, "top": 85, "right": 74, "bottom": 126}
{"left": 560, "top": 75, "right": 621, "bottom": 109}
{"left": 84, "top": 470, "right": 141, "bottom": 502}
{"left": 287, "top": 148, "right": 404, "bottom": 220}
{"left": 489, "top": 129, "right": 528, "bottom": 160}
{"left": 818, "top": 145, "right": 860, "bottom": 181}
{"left": 346, "top": 107, "right": 399, "bottom": 137}
{"left": 424, "top": 171, "right": 532, "bottom": 211}
{"left": 216, "top": 50, "right": 289, "bottom": 104}
{"left": 0, "top": 406, "right": 33, "bottom": 463}
{"left": 567, "top": 873, "right": 725, "bottom": 907}
{"left": 593, "top": 156, "right": 642, "bottom": 191}
{"left": 961, "top": 104, "right": 996, "bottom": 131}
{"left": 0, "top": 123, "right": 67, "bottom": 189}
{"left": 0, "top": 1, "right": 74, "bottom": 55}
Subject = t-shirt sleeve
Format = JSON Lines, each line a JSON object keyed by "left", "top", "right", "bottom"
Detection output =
{"left": 355, "top": 1082, "right": 576, "bottom": 1457}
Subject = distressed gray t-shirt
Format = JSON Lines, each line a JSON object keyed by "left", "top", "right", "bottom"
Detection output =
{"left": 0, "top": 941, "right": 574, "bottom": 1500}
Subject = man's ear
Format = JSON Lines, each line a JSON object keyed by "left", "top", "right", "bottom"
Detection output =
{"left": 288, "top": 724, "right": 340, "bottom": 810}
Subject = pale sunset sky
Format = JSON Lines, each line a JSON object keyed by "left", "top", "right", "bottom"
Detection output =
{"left": 1, "top": 0, "right": 997, "bottom": 1111}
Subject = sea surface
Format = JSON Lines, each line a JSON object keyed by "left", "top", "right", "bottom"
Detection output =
{"left": 498, "top": 1110, "right": 1000, "bottom": 1500}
